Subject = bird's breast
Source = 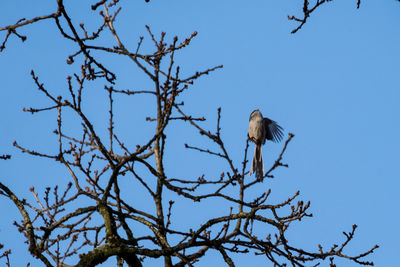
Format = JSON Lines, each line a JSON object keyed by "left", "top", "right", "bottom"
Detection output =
{"left": 248, "top": 117, "right": 264, "bottom": 144}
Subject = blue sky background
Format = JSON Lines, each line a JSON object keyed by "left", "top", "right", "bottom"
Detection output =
{"left": 1, "top": 0, "right": 399, "bottom": 266}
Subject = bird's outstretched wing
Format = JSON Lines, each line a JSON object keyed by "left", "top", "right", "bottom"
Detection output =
{"left": 263, "top": 118, "right": 284, "bottom": 143}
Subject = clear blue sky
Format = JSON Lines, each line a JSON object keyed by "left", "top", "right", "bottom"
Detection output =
{"left": 1, "top": 1, "right": 399, "bottom": 266}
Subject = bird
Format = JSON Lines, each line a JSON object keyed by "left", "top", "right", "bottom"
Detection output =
{"left": 248, "top": 109, "right": 284, "bottom": 180}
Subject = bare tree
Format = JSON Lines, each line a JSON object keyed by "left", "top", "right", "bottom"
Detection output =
{"left": 0, "top": 1, "right": 377, "bottom": 266}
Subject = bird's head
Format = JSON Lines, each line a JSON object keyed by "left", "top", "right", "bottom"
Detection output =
{"left": 249, "top": 109, "right": 262, "bottom": 121}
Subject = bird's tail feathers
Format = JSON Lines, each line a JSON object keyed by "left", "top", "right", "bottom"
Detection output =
{"left": 250, "top": 144, "right": 264, "bottom": 180}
